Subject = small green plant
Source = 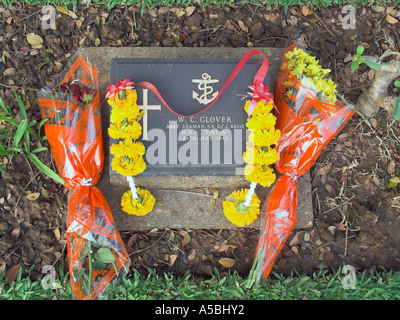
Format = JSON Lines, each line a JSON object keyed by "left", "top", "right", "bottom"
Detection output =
{"left": 351, "top": 45, "right": 382, "bottom": 72}
{"left": 352, "top": 45, "right": 400, "bottom": 120}
{"left": 0, "top": 89, "right": 64, "bottom": 184}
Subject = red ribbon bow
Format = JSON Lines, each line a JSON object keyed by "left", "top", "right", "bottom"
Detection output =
{"left": 105, "top": 79, "right": 134, "bottom": 99}
{"left": 247, "top": 81, "right": 278, "bottom": 117}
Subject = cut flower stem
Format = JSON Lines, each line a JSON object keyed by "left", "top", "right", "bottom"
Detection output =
{"left": 243, "top": 182, "right": 257, "bottom": 207}
{"left": 126, "top": 176, "right": 138, "bottom": 200}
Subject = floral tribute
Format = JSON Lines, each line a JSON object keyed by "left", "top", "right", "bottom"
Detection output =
{"left": 106, "top": 79, "right": 156, "bottom": 216}
{"left": 246, "top": 43, "right": 354, "bottom": 287}
{"left": 37, "top": 52, "right": 129, "bottom": 300}
{"left": 223, "top": 87, "right": 281, "bottom": 227}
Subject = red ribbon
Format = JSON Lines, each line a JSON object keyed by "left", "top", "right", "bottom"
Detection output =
{"left": 109, "top": 49, "right": 273, "bottom": 118}
{"left": 105, "top": 79, "right": 134, "bottom": 99}
{"left": 247, "top": 80, "right": 278, "bottom": 117}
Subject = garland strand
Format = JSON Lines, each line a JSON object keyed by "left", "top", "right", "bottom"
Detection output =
{"left": 222, "top": 98, "right": 281, "bottom": 227}
{"left": 107, "top": 81, "right": 156, "bottom": 216}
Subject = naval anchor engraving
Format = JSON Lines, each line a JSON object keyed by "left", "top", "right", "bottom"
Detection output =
{"left": 192, "top": 73, "right": 219, "bottom": 105}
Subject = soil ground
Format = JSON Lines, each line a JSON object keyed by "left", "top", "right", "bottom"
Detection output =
{"left": 0, "top": 3, "right": 400, "bottom": 282}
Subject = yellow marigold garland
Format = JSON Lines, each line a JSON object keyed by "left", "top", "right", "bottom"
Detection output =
{"left": 107, "top": 81, "right": 155, "bottom": 216}
{"left": 223, "top": 99, "right": 280, "bottom": 227}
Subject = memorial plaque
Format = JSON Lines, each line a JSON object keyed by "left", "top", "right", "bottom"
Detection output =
{"left": 84, "top": 47, "right": 313, "bottom": 230}
{"left": 110, "top": 58, "right": 269, "bottom": 176}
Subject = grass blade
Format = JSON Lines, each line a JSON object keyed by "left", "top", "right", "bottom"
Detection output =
{"left": 27, "top": 152, "right": 65, "bottom": 185}
{"left": 38, "top": 118, "right": 48, "bottom": 140}
{"left": 0, "top": 133, "right": 13, "bottom": 140}
{"left": 0, "top": 149, "right": 13, "bottom": 156}
{"left": 11, "top": 88, "right": 27, "bottom": 120}
{"left": 6, "top": 146, "right": 22, "bottom": 153}
{"left": 394, "top": 97, "right": 400, "bottom": 121}
{"left": 14, "top": 119, "right": 27, "bottom": 148}
{"left": 0, "top": 95, "right": 8, "bottom": 113}
{"left": 31, "top": 147, "right": 48, "bottom": 153}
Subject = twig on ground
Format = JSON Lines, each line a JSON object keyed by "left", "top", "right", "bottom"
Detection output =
{"left": 128, "top": 229, "right": 168, "bottom": 257}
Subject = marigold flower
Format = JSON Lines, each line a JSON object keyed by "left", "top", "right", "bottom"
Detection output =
{"left": 111, "top": 153, "right": 146, "bottom": 177}
{"left": 108, "top": 89, "right": 138, "bottom": 109}
{"left": 108, "top": 120, "right": 142, "bottom": 140}
{"left": 244, "top": 163, "right": 276, "bottom": 187}
{"left": 110, "top": 104, "right": 140, "bottom": 124}
{"left": 121, "top": 188, "right": 156, "bottom": 216}
{"left": 249, "top": 129, "right": 281, "bottom": 147}
{"left": 222, "top": 188, "right": 260, "bottom": 227}
{"left": 110, "top": 139, "right": 145, "bottom": 157}
{"left": 244, "top": 99, "right": 274, "bottom": 115}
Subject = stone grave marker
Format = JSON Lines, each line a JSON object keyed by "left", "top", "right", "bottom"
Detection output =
{"left": 82, "top": 47, "right": 313, "bottom": 230}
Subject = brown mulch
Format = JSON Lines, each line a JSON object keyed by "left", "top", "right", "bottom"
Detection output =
{"left": 0, "top": 3, "right": 400, "bottom": 282}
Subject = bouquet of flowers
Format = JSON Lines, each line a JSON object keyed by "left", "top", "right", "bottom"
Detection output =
{"left": 106, "top": 79, "right": 156, "bottom": 216}
{"left": 247, "top": 43, "right": 354, "bottom": 287}
{"left": 37, "top": 51, "right": 129, "bottom": 300}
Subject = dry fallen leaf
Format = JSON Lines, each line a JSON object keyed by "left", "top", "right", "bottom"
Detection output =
{"left": 26, "top": 33, "right": 43, "bottom": 47}
{"left": 0, "top": 261, "right": 6, "bottom": 275}
{"left": 56, "top": 5, "right": 69, "bottom": 15}
{"left": 24, "top": 99, "right": 30, "bottom": 111}
{"left": 54, "top": 227, "right": 61, "bottom": 240}
{"left": 217, "top": 244, "right": 230, "bottom": 252}
{"left": 237, "top": 20, "right": 248, "bottom": 32}
{"left": 2, "top": 50, "right": 11, "bottom": 59}
{"left": 185, "top": 6, "right": 196, "bottom": 17}
{"left": 373, "top": 5, "right": 386, "bottom": 12}
{"left": 26, "top": 192, "right": 40, "bottom": 201}
{"left": 301, "top": 5, "right": 312, "bottom": 16}
{"left": 127, "top": 233, "right": 138, "bottom": 248}
{"left": 386, "top": 14, "right": 398, "bottom": 24}
{"left": 182, "top": 234, "right": 191, "bottom": 246}
{"left": 5, "top": 265, "right": 20, "bottom": 284}
{"left": 169, "top": 254, "right": 178, "bottom": 267}
{"left": 68, "top": 10, "right": 78, "bottom": 19}
{"left": 218, "top": 257, "right": 235, "bottom": 268}
{"left": 75, "top": 19, "right": 82, "bottom": 29}
{"left": 387, "top": 160, "right": 396, "bottom": 174}
{"left": 343, "top": 53, "right": 353, "bottom": 63}
{"left": 177, "top": 10, "right": 186, "bottom": 18}
{"left": 188, "top": 249, "right": 196, "bottom": 261}
{"left": 3, "top": 67, "right": 16, "bottom": 76}
{"left": 11, "top": 227, "right": 20, "bottom": 239}
{"left": 79, "top": 36, "right": 86, "bottom": 46}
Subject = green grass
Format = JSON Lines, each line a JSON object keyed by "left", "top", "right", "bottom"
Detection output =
{"left": 1, "top": 0, "right": 399, "bottom": 12}
{"left": 1, "top": 266, "right": 400, "bottom": 300}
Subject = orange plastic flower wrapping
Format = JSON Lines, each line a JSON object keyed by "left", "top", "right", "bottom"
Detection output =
{"left": 250, "top": 43, "right": 355, "bottom": 284}
{"left": 37, "top": 51, "right": 129, "bottom": 300}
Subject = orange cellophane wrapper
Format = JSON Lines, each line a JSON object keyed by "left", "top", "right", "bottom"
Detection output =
{"left": 253, "top": 43, "right": 354, "bottom": 282}
{"left": 37, "top": 52, "right": 129, "bottom": 300}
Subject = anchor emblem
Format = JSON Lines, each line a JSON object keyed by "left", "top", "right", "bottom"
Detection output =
{"left": 192, "top": 73, "right": 219, "bottom": 105}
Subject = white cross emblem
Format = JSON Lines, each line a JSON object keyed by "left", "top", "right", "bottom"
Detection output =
{"left": 138, "top": 89, "right": 161, "bottom": 140}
